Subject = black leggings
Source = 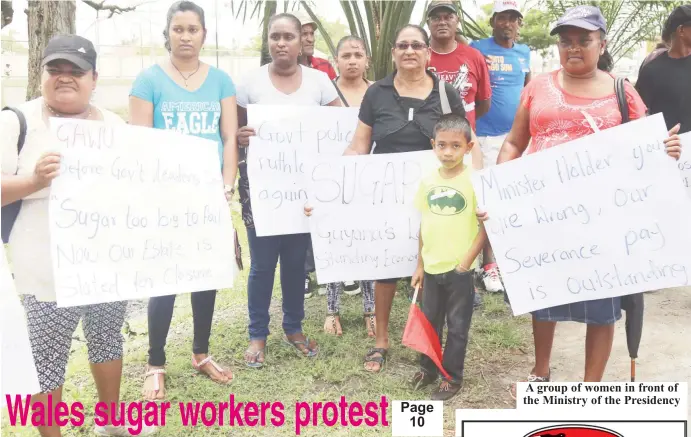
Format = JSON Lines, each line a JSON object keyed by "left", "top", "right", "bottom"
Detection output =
{"left": 147, "top": 290, "right": 217, "bottom": 366}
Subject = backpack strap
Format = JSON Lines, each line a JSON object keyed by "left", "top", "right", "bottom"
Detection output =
{"left": 438, "top": 80, "right": 452, "bottom": 115}
{"left": 615, "top": 77, "right": 630, "bottom": 124}
{"left": 332, "top": 79, "right": 349, "bottom": 107}
{"left": 2, "top": 106, "right": 28, "bottom": 170}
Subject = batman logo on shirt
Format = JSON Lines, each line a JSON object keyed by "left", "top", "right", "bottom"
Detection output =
{"left": 426, "top": 186, "right": 467, "bottom": 216}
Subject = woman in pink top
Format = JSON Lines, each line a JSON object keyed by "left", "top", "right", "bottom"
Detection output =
{"left": 487, "top": 6, "right": 682, "bottom": 396}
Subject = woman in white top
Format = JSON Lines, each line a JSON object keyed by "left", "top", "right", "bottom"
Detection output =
{"left": 236, "top": 13, "right": 340, "bottom": 368}
{"left": 0, "top": 35, "right": 155, "bottom": 437}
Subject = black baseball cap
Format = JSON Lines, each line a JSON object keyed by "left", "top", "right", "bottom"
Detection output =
{"left": 427, "top": 0, "right": 457, "bottom": 17}
{"left": 550, "top": 5, "right": 607, "bottom": 36}
{"left": 662, "top": 5, "right": 691, "bottom": 40}
{"left": 42, "top": 35, "right": 97, "bottom": 71}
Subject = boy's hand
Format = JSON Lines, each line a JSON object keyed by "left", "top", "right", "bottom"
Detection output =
{"left": 476, "top": 208, "right": 489, "bottom": 222}
{"left": 411, "top": 266, "right": 424, "bottom": 290}
{"left": 455, "top": 263, "right": 470, "bottom": 274}
{"left": 304, "top": 205, "right": 313, "bottom": 217}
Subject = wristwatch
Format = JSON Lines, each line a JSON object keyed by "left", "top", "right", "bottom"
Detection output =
{"left": 224, "top": 184, "right": 235, "bottom": 196}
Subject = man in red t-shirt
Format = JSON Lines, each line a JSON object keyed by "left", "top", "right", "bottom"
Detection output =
{"left": 426, "top": 0, "right": 491, "bottom": 129}
{"left": 294, "top": 10, "right": 337, "bottom": 80}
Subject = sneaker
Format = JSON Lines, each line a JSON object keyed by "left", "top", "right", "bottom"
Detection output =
{"left": 304, "top": 274, "right": 313, "bottom": 299}
{"left": 95, "top": 424, "right": 157, "bottom": 436}
{"left": 482, "top": 263, "right": 504, "bottom": 293}
{"left": 343, "top": 281, "right": 361, "bottom": 296}
{"left": 431, "top": 380, "right": 462, "bottom": 401}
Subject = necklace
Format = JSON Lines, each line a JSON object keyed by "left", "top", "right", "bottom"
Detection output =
{"left": 45, "top": 102, "right": 92, "bottom": 119}
{"left": 171, "top": 59, "right": 201, "bottom": 88}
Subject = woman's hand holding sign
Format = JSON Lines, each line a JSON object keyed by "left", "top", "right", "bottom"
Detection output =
{"left": 33, "top": 152, "right": 62, "bottom": 189}
{"left": 237, "top": 126, "right": 256, "bottom": 148}
{"left": 664, "top": 123, "right": 682, "bottom": 160}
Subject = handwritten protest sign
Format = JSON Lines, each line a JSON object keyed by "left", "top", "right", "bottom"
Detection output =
{"left": 472, "top": 114, "right": 691, "bottom": 315}
{"left": 305, "top": 151, "right": 438, "bottom": 284}
{"left": 247, "top": 105, "right": 359, "bottom": 155}
{"left": 676, "top": 132, "right": 691, "bottom": 197}
{"left": 246, "top": 105, "right": 359, "bottom": 236}
{"left": 248, "top": 139, "right": 311, "bottom": 235}
{"left": 1, "top": 245, "right": 41, "bottom": 404}
{"left": 49, "top": 119, "right": 236, "bottom": 307}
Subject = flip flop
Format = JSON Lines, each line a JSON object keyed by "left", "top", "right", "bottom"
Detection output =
{"left": 192, "top": 355, "right": 233, "bottom": 384}
{"left": 244, "top": 347, "right": 266, "bottom": 369}
{"left": 283, "top": 335, "right": 319, "bottom": 358}
{"left": 143, "top": 368, "right": 166, "bottom": 401}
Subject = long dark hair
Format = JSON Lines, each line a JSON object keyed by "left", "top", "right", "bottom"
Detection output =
{"left": 267, "top": 13, "right": 302, "bottom": 35}
{"left": 163, "top": 1, "right": 206, "bottom": 52}
{"left": 336, "top": 35, "right": 367, "bottom": 55}
{"left": 393, "top": 24, "right": 430, "bottom": 47}
{"left": 596, "top": 30, "right": 613, "bottom": 72}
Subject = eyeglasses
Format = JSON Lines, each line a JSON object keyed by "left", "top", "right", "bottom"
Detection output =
{"left": 394, "top": 42, "right": 428, "bottom": 51}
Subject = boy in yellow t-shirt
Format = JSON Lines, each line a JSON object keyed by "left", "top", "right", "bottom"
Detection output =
{"left": 410, "top": 114, "right": 487, "bottom": 401}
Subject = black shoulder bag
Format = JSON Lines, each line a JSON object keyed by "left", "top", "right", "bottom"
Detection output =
{"left": 1, "top": 106, "right": 28, "bottom": 244}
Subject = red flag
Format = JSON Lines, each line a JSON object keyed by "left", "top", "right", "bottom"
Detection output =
{"left": 402, "top": 287, "right": 451, "bottom": 380}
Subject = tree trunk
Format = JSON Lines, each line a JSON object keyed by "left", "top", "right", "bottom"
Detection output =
{"left": 259, "top": 1, "right": 277, "bottom": 66}
{"left": 26, "top": 0, "right": 76, "bottom": 100}
{"left": 1, "top": 0, "right": 13, "bottom": 28}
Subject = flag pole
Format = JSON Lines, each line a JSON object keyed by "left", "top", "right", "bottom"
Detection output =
{"left": 412, "top": 286, "right": 419, "bottom": 304}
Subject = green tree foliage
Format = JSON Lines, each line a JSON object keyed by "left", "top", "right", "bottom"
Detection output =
{"left": 475, "top": 4, "right": 551, "bottom": 55}
{"left": 542, "top": 0, "right": 683, "bottom": 62}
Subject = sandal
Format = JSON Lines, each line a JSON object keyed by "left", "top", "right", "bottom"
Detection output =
{"left": 142, "top": 367, "right": 166, "bottom": 401}
{"left": 364, "top": 313, "right": 376, "bottom": 338}
{"left": 283, "top": 335, "right": 319, "bottom": 358}
{"left": 192, "top": 355, "right": 233, "bottom": 384}
{"left": 324, "top": 314, "right": 342, "bottom": 336}
{"left": 244, "top": 346, "right": 266, "bottom": 369}
{"left": 364, "top": 348, "right": 387, "bottom": 373}
{"left": 510, "top": 370, "right": 551, "bottom": 400}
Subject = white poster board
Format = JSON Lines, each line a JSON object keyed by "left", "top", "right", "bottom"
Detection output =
{"left": 247, "top": 139, "right": 311, "bottom": 235}
{"left": 676, "top": 132, "right": 691, "bottom": 197}
{"left": 247, "top": 105, "right": 359, "bottom": 155}
{"left": 1, "top": 245, "right": 41, "bottom": 405}
{"left": 49, "top": 119, "right": 236, "bottom": 307}
{"left": 472, "top": 114, "right": 691, "bottom": 315}
{"left": 246, "top": 105, "right": 360, "bottom": 236}
{"left": 306, "top": 150, "right": 438, "bottom": 284}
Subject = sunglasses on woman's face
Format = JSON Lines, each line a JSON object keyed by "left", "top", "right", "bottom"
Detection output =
{"left": 394, "top": 42, "right": 428, "bottom": 51}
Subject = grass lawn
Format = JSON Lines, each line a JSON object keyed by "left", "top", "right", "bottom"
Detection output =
{"left": 2, "top": 211, "right": 531, "bottom": 436}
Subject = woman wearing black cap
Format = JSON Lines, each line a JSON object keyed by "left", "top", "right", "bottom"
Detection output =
{"left": 477, "top": 5, "right": 682, "bottom": 397}
{"left": 0, "top": 35, "right": 156, "bottom": 436}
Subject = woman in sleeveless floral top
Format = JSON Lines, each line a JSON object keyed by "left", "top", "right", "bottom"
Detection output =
{"left": 480, "top": 6, "right": 682, "bottom": 397}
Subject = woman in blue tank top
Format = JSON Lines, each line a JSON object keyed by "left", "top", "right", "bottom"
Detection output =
{"left": 128, "top": 0, "right": 238, "bottom": 401}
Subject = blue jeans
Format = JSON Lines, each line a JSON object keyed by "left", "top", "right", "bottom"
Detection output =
{"left": 246, "top": 226, "right": 310, "bottom": 341}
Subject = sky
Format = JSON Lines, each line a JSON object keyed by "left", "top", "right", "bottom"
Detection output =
{"left": 1, "top": 0, "right": 507, "bottom": 50}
